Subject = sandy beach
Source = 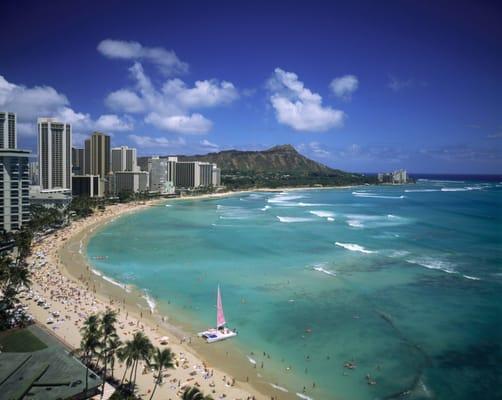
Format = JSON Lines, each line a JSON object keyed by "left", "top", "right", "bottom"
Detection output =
{"left": 22, "top": 197, "right": 272, "bottom": 400}
{"left": 21, "top": 185, "right": 359, "bottom": 400}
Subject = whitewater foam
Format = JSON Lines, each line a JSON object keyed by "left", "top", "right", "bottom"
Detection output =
{"left": 143, "top": 291, "right": 156, "bottom": 312}
{"left": 406, "top": 258, "right": 456, "bottom": 274}
{"left": 309, "top": 210, "right": 335, "bottom": 218}
{"left": 335, "top": 242, "right": 375, "bottom": 254}
{"left": 91, "top": 268, "right": 102, "bottom": 277}
{"left": 353, "top": 192, "right": 405, "bottom": 199}
{"left": 296, "top": 393, "right": 314, "bottom": 400}
{"left": 313, "top": 264, "right": 336, "bottom": 276}
{"left": 247, "top": 356, "right": 256, "bottom": 365}
{"left": 260, "top": 205, "right": 271, "bottom": 211}
{"left": 102, "top": 275, "right": 131, "bottom": 292}
{"left": 404, "top": 189, "right": 440, "bottom": 193}
{"left": 463, "top": 275, "right": 480, "bottom": 281}
{"left": 270, "top": 383, "right": 289, "bottom": 392}
{"left": 277, "top": 216, "right": 314, "bottom": 223}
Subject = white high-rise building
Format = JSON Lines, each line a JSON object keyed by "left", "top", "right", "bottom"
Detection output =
{"left": 111, "top": 146, "right": 137, "bottom": 172}
{"left": 0, "top": 111, "right": 31, "bottom": 232}
{"left": 0, "top": 112, "right": 17, "bottom": 149}
{"left": 37, "top": 118, "right": 72, "bottom": 192}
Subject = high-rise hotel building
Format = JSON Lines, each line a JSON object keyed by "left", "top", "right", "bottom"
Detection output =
{"left": 111, "top": 146, "right": 137, "bottom": 172}
{"left": 0, "top": 112, "right": 17, "bottom": 149}
{"left": 0, "top": 112, "right": 30, "bottom": 232}
{"left": 37, "top": 118, "right": 72, "bottom": 191}
{"left": 86, "top": 132, "right": 110, "bottom": 178}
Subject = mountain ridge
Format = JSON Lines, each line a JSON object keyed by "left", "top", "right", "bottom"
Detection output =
{"left": 139, "top": 144, "right": 373, "bottom": 188}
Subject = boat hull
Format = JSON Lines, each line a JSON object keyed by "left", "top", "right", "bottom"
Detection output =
{"left": 198, "top": 328, "right": 237, "bottom": 343}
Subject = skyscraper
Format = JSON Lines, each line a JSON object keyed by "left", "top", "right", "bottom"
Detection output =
{"left": 0, "top": 112, "right": 16, "bottom": 149}
{"left": 72, "top": 147, "right": 84, "bottom": 175}
{"left": 37, "top": 118, "right": 72, "bottom": 191}
{"left": 0, "top": 111, "right": 30, "bottom": 232}
{"left": 89, "top": 132, "right": 110, "bottom": 178}
{"left": 111, "top": 146, "right": 137, "bottom": 172}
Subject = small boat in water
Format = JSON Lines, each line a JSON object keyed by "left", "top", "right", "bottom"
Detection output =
{"left": 198, "top": 285, "right": 237, "bottom": 343}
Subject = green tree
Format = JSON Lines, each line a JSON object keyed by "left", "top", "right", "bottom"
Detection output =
{"left": 99, "top": 309, "right": 118, "bottom": 398}
{"left": 182, "top": 386, "right": 214, "bottom": 400}
{"left": 80, "top": 314, "right": 101, "bottom": 392}
{"left": 148, "top": 347, "right": 175, "bottom": 400}
{"left": 118, "top": 331, "right": 153, "bottom": 394}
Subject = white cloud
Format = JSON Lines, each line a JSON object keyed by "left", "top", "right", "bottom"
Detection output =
{"left": 105, "top": 89, "right": 145, "bottom": 113}
{"left": 95, "top": 114, "right": 133, "bottom": 131}
{"left": 97, "top": 39, "right": 188, "bottom": 76}
{"left": 200, "top": 139, "right": 219, "bottom": 150}
{"left": 0, "top": 74, "right": 134, "bottom": 138}
{"left": 162, "top": 79, "right": 238, "bottom": 108}
{"left": 105, "top": 62, "right": 237, "bottom": 134}
{"left": 145, "top": 112, "right": 211, "bottom": 134}
{"left": 128, "top": 134, "right": 186, "bottom": 149}
{"left": 268, "top": 68, "right": 345, "bottom": 132}
{"left": 330, "top": 75, "right": 359, "bottom": 100}
{"left": 0, "top": 75, "right": 68, "bottom": 120}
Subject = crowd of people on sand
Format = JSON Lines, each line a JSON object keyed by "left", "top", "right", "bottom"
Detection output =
{"left": 19, "top": 202, "right": 262, "bottom": 400}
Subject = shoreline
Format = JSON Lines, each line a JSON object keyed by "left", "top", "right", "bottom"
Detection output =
{"left": 26, "top": 186, "right": 359, "bottom": 399}
{"left": 25, "top": 197, "right": 273, "bottom": 400}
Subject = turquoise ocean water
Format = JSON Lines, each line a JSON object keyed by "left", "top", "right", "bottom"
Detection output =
{"left": 88, "top": 178, "right": 502, "bottom": 400}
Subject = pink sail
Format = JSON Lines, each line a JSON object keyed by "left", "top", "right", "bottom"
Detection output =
{"left": 216, "top": 285, "right": 226, "bottom": 328}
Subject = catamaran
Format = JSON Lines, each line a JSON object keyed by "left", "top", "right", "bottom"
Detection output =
{"left": 198, "top": 285, "right": 237, "bottom": 343}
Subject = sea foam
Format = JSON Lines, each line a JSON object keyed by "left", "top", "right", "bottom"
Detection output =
{"left": 270, "top": 383, "right": 289, "bottom": 392}
{"left": 406, "top": 258, "right": 456, "bottom": 274}
{"left": 353, "top": 192, "right": 405, "bottom": 199}
{"left": 309, "top": 210, "right": 335, "bottom": 219}
{"left": 335, "top": 242, "right": 375, "bottom": 254}
{"left": 277, "top": 216, "right": 314, "bottom": 223}
{"left": 313, "top": 264, "right": 336, "bottom": 276}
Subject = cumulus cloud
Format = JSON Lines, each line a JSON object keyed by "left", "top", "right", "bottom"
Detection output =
{"left": 104, "top": 62, "right": 237, "bottom": 134}
{"left": 145, "top": 112, "right": 212, "bottom": 134}
{"left": 162, "top": 79, "right": 238, "bottom": 108}
{"left": 0, "top": 74, "right": 133, "bottom": 137}
{"left": 128, "top": 134, "right": 186, "bottom": 149}
{"left": 97, "top": 39, "right": 188, "bottom": 76}
{"left": 105, "top": 89, "right": 145, "bottom": 113}
{"left": 330, "top": 75, "right": 359, "bottom": 100}
{"left": 267, "top": 68, "right": 345, "bottom": 132}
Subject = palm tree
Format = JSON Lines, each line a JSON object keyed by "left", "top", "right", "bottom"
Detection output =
{"left": 148, "top": 347, "right": 175, "bottom": 400}
{"left": 182, "top": 386, "right": 214, "bottom": 400}
{"left": 99, "top": 309, "right": 118, "bottom": 399}
{"left": 80, "top": 314, "right": 101, "bottom": 392}
{"left": 118, "top": 331, "right": 153, "bottom": 394}
{"left": 106, "top": 335, "right": 122, "bottom": 382}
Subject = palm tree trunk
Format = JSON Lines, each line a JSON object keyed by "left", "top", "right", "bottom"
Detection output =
{"left": 128, "top": 360, "right": 136, "bottom": 391}
{"left": 100, "top": 336, "right": 108, "bottom": 400}
{"left": 120, "top": 363, "right": 129, "bottom": 387}
{"left": 149, "top": 367, "right": 162, "bottom": 400}
{"left": 133, "top": 359, "right": 140, "bottom": 390}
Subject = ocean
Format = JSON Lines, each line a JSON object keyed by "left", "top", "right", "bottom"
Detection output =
{"left": 87, "top": 177, "right": 502, "bottom": 400}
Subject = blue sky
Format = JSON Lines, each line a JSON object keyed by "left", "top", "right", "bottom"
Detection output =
{"left": 0, "top": 0, "right": 500, "bottom": 173}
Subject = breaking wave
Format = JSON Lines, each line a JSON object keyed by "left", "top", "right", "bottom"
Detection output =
{"left": 270, "top": 383, "right": 289, "bottom": 392}
{"left": 312, "top": 263, "right": 336, "bottom": 276}
{"left": 277, "top": 216, "right": 314, "bottom": 223}
{"left": 335, "top": 242, "right": 375, "bottom": 254}
{"left": 353, "top": 191, "right": 405, "bottom": 199}
{"left": 309, "top": 210, "right": 335, "bottom": 218}
{"left": 406, "top": 258, "right": 456, "bottom": 274}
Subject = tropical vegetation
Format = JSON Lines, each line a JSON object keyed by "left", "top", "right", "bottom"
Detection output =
{"left": 76, "top": 311, "right": 176, "bottom": 399}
